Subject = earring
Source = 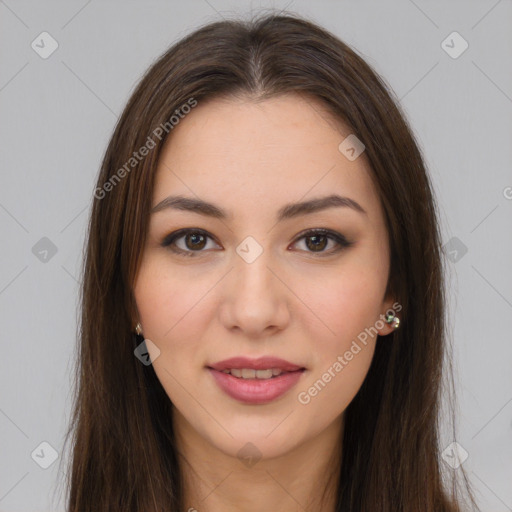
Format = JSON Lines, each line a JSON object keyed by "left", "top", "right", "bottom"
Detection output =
{"left": 384, "top": 313, "right": 400, "bottom": 330}
{"left": 135, "top": 322, "right": 143, "bottom": 336}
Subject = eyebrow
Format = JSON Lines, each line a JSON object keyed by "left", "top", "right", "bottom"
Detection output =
{"left": 150, "top": 193, "right": 367, "bottom": 220}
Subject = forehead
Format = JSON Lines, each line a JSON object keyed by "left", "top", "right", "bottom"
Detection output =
{"left": 152, "top": 93, "right": 380, "bottom": 221}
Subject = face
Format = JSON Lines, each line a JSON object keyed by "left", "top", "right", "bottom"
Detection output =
{"left": 133, "top": 93, "right": 397, "bottom": 461}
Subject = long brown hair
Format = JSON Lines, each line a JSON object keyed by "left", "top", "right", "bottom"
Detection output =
{"left": 59, "top": 11, "right": 480, "bottom": 512}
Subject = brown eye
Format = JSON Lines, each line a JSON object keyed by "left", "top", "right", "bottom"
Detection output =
{"left": 291, "top": 229, "right": 353, "bottom": 256}
{"left": 184, "top": 232, "right": 207, "bottom": 250}
{"left": 161, "top": 229, "right": 219, "bottom": 257}
{"left": 304, "top": 233, "right": 329, "bottom": 252}
{"left": 161, "top": 228, "right": 353, "bottom": 258}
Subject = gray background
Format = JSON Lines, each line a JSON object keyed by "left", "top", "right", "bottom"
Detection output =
{"left": 1, "top": 1, "right": 511, "bottom": 511}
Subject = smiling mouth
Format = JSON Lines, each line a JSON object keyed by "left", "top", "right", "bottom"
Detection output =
{"left": 207, "top": 366, "right": 306, "bottom": 404}
{"left": 211, "top": 368, "right": 305, "bottom": 380}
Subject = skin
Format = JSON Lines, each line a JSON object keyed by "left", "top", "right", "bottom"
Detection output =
{"left": 133, "top": 92, "right": 398, "bottom": 511}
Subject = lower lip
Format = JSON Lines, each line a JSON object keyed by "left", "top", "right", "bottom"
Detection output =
{"left": 208, "top": 368, "right": 305, "bottom": 404}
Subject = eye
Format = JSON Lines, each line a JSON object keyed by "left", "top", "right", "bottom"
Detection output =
{"left": 161, "top": 229, "right": 220, "bottom": 257}
{"left": 161, "top": 228, "right": 353, "bottom": 257}
{"left": 291, "top": 228, "right": 353, "bottom": 256}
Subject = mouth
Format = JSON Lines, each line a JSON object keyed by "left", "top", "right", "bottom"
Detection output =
{"left": 206, "top": 356, "right": 307, "bottom": 404}
{"left": 207, "top": 355, "right": 305, "bottom": 374}
{"left": 208, "top": 367, "right": 304, "bottom": 380}
{"left": 207, "top": 367, "right": 306, "bottom": 404}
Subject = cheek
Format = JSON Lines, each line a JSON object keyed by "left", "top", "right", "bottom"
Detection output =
{"left": 134, "top": 265, "right": 170, "bottom": 336}
{"left": 295, "top": 269, "right": 383, "bottom": 415}
{"left": 293, "top": 259, "right": 387, "bottom": 409}
{"left": 133, "top": 257, "right": 210, "bottom": 352}
{"left": 299, "top": 262, "right": 387, "bottom": 352}
{"left": 133, "top": 260, "right": 211, "bottom": 407}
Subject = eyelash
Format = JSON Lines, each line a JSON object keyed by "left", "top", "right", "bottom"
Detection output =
{"left": 160, "top": 228, "right": 353, "bottom": 258}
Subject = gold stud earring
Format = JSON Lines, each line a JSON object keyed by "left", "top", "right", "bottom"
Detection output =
{"left": 135, "top": 323, "right": 143, "bottom": 336}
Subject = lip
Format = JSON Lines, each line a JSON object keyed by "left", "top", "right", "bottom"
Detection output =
{"left": 208, "top": 356, "right": 304, "bottom": 372}
{"left": 208, "top": 367, "right": 306, "bottom": 404}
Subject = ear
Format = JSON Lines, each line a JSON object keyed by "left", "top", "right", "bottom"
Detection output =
{"left": 376, "top": 297, "right": 402, "bottom": 336}
{"left": 129, "top": 294, "right": 141, "bottom": 333}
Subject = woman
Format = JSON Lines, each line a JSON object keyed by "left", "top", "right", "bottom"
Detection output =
{"left": 62, "top": 12, "right": 479, "bottom": 512}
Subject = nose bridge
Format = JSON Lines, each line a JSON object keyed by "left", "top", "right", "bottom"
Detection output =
{"left": 220, "top": 235, "right": 290, "bottom": 334}
{"left": 233, "top": 238, "right": 277, "bottom": 299}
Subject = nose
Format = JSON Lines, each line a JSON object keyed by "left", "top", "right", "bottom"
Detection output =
{"left": 218, "top": 248, "right": 291, "bottom": 338}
